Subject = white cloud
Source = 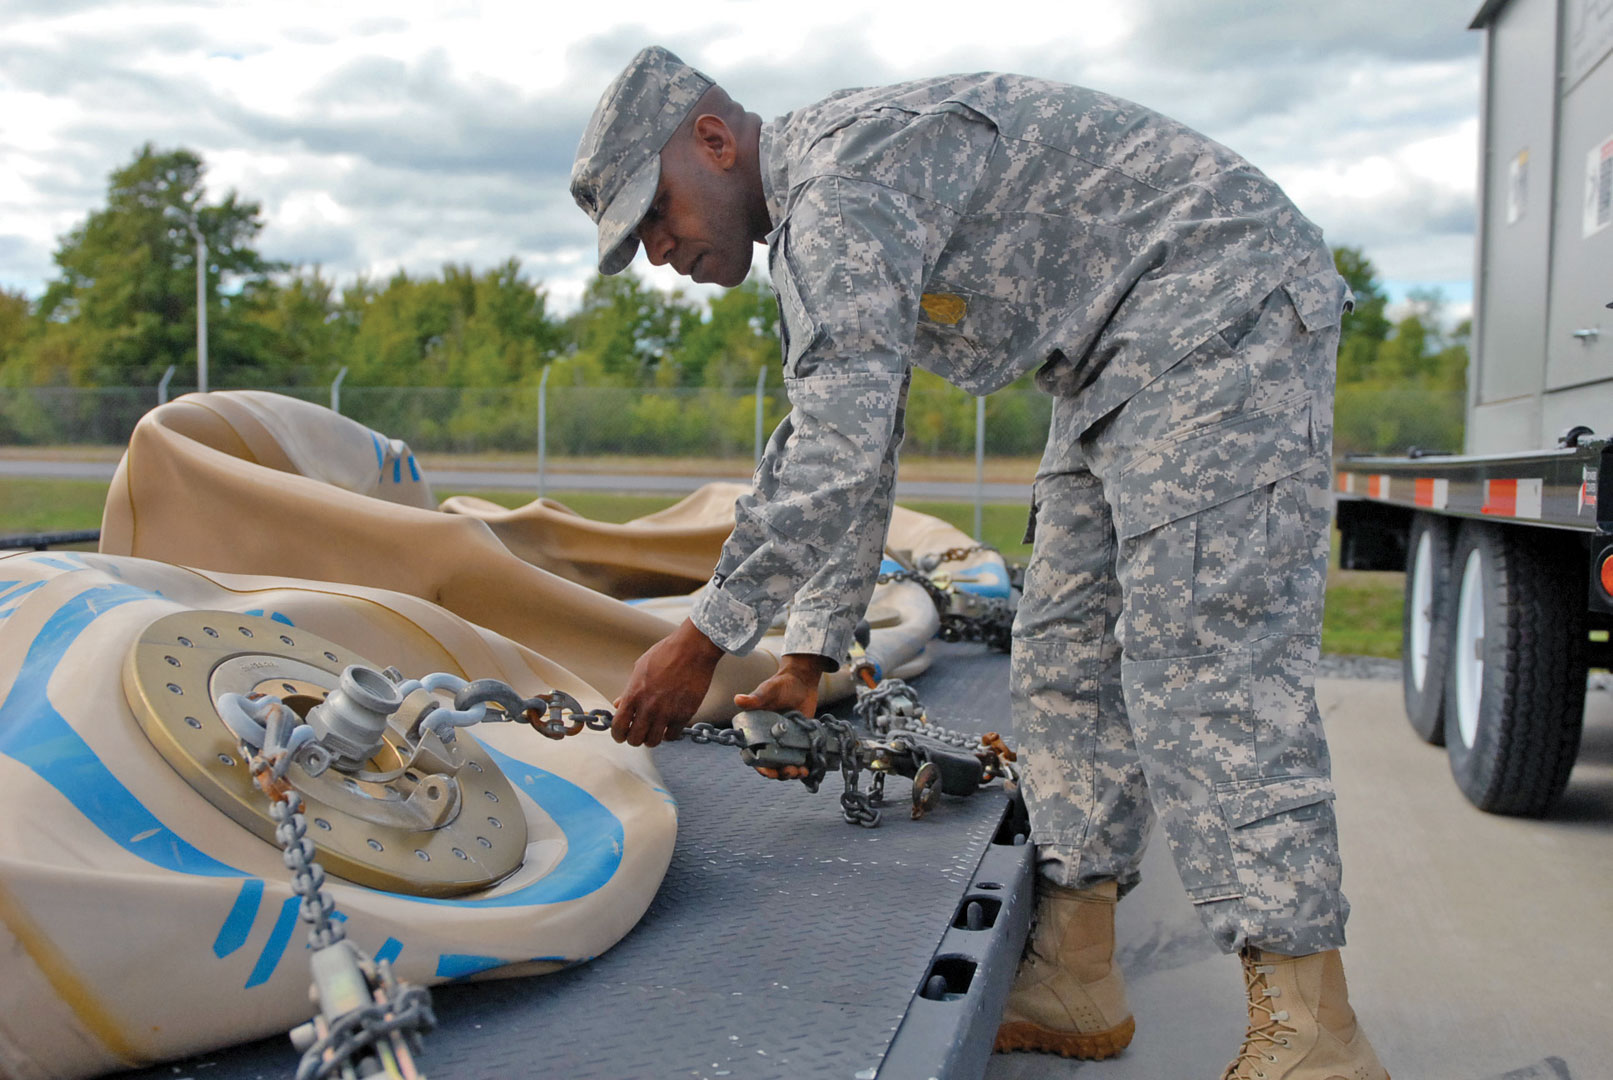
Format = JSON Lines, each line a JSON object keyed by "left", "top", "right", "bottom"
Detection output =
{"left": 0, "top": 0, "right": 1488, "bottom": 316}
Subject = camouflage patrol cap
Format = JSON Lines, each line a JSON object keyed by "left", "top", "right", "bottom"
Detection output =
{"left": 571, "top": 46, "right": 714, "bottom": 275}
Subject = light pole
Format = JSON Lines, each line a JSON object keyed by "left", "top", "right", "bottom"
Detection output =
{"left": 165, "top": 205, "right": 208, "bottom": 393}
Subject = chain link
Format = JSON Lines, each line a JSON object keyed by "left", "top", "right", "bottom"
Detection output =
{"left": 875, "top": 565, "right": 954, "bottom": 614}
{"left": 826, "top": 715, "right": 881, "bottom": 827}
{"left": 877, "top": 545, "right": 1016, "bottom": 654}
{"left": 294, "top": 980, "right": 434, "bottom": 1080}
{"left": 938, "top": 604, "right": 1014, "bottom": 651}
{"left": 243, "top": 739, "right": 435, "bottom": 1079}
{"left": 684, "top": 722, "right": 747, "bottom": 747}
{"left": 921, "top": 544, "right": 994, "bottom": 568}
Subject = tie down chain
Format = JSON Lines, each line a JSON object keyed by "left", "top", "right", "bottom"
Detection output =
{"left": 445, "top": 672, "right": 1016, "bottom": 830}
{"left": 234, "top": 696, "right": 434, "bottom": 1080}
{"left": 225, "top": 659, "right": 1017, "bottom": 1077}
{"left": 875, "top": 544, "right": 1017, "bottom": 652}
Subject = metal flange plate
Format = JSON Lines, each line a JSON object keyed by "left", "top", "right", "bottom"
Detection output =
{"left": 122, "top": 610, "right": 528, "bottom": 897}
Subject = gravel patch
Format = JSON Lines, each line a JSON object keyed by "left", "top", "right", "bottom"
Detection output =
{"left": 1320, "top": 653, "right": 1613, "bottom": 693}
{"left": 1317, "top": 653, "right": 1401, "bottom": 681}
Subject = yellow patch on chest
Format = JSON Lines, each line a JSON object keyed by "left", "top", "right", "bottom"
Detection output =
{"left": 920, "top": 293, "right": 967, "bottom": 325}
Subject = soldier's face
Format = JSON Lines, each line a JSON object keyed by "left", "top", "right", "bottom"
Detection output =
{"left": 636, "top": 119, "right": 753, "bottom": 288}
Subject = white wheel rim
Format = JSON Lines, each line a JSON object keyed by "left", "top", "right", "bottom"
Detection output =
{"left": 1410, "top": 530, "right": 1434, "bottom": 691}
{"left": 1453, "top": 548, "right": 1486, "bottom": 749}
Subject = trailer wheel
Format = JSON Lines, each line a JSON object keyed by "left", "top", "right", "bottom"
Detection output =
{"left": 1401, "top": 514, "right": 1454, "bottom": 744}
{"left": 1445, "top": 520, "right": 1587, "bottom": 816}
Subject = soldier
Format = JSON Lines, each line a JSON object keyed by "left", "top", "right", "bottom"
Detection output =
{"left": 571, "top": 46, "right": 1388, "bottom": 1080}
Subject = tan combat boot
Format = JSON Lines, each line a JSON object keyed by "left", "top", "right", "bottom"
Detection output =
{"left": 1221, "top": 947, "right": 1389, "bottom": 1080}
{"left": 994, "top": 879, "right": 1135, "bottom": 1059}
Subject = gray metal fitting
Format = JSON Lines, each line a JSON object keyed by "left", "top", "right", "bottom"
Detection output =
{"left": 307, "top": 665, "right": 404, "bottom": 772}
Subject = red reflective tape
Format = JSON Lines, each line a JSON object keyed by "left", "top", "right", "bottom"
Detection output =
{"left": 1367, "top": 474, "right": 1390, "bottom": 498}
{"left": 1415, "top": 478, "right": 1434, "bottom": 507}
{"left": 1482, "top": 478, "right": 1518, "bottom": 516}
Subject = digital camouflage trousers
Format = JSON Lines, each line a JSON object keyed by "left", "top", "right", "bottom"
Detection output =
{"left": 1011, "top": 261, "right": 1352, "bottom": 956}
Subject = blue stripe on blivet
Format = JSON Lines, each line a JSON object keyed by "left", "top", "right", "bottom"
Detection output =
{"left": 0, "top": 584, "right": 247, "bottom": 878}
{"left": 407, "top": 454, "right": 420, "bottom": 482}
{"left": 435, "top": 953, "right": 507, "bottom": 979}
{"left": 214, "top": 879, "right": 265, "bottom": 958}
{"left": 245, "top": 896, "right": 301, "bottom": 988}
{"left": 374, "top": 937, "right": 404, "bottom": 966}
{"left": 242, "top": 609, "right": 295, "bottom": 627}
{"left": 371, "top": 431, "right": 385, "bottom": 469}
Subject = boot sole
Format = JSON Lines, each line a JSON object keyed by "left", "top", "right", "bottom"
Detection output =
{"left": 993, "top": 1015, "right": 1135, "bottom": 1060}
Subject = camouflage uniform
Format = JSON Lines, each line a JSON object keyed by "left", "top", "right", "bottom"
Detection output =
{"left": 670, "top": 74, "right": 1351, "bottom": 955}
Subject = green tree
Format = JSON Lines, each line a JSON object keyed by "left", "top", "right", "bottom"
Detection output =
{"left": 564, "top": 271, "right": 699, "bottom": 384}
{"left": 1333, "top": 245, "right": 1391, "bottom": 384}
{"left": 335, "top": 260, "right": 561, "bottom": 388}
{"left": 236, "top": 266, "right": 352, "bottom": 383}
{"left": 29, "top": 144, "right": 280, "bottom": 388}
{"left": 670, "top": 275, "right": 780, "bottom": 389}
{"left": 0, "top": 288, "right": 30, "bottom": 372}
{"left": 1329, "top": 252, "right": 1469, "bottom": 456}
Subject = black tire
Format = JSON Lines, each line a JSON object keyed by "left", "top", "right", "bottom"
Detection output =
{"left": 1401, "top": 514, "right": 1454, "bottom": 745}
{"left": 1444, "top": 520, "right": 1587, "bottom": 816}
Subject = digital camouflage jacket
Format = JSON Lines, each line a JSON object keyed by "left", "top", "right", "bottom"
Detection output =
{"left": 690, "top": 73, "right": 1336, "bottom": 661}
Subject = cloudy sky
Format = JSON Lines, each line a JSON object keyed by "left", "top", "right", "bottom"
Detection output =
{"left": 0, "top": 0, "right": 1485, "bottom": 321}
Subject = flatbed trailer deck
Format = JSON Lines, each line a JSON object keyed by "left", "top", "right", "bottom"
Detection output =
{"left": 111, "top": 642, "right": 1031, "bottom": 1080}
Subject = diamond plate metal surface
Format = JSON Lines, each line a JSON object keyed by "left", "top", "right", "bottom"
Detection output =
{"left": 115, "top": 642, "right": 1015, "bottom": 1080}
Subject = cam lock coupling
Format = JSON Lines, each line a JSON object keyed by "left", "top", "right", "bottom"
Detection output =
{"left": 306, "top": 665, "right": 405, "bottom": 772}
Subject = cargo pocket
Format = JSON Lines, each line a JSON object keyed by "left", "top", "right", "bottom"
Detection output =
{"left": 1121, "top": 648, "right": 1256, "bottom": 904}
{"left": 1109, "top": 392, "right": 1318, "bottom": 542}
{"left": 1213, "top": 773, "right": 1341, "bottom": 917}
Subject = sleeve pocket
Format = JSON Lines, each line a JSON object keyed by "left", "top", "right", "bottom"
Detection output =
{"left": 770, "top": 231, "right": 816, "bottom": 376}
{"left": 1281, "top": 268, "right": 1352, "bottom": 333}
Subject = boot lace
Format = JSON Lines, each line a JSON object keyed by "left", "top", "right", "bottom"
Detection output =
{"left": 1221, "top": 954, "right": 1297, "bottom": 1080}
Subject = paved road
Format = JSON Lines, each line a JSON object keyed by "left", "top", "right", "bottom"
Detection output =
{"left": 0, "top": 458, "right": 1033, "bottom": 502}
{"left": 988, "top": 675, "right": 1612, "bottom": 1080}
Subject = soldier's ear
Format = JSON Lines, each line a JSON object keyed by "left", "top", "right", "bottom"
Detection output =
{"left": 692, "top": 113, "right": 737, "bottom": 169}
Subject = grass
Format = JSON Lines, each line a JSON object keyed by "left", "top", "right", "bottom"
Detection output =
{"left": 0, "top": 475, "right": 1404, "bottom": 658}
{"left": 0, "top": 477, "right": 109, "bottom": 533}
{"left": 1323, "top": 569, "right": 1403, "bottom": 659}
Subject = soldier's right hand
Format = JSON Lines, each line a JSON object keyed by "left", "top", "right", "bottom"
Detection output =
{"left": 735, "top": 653, "right": 832, "bottom": 780}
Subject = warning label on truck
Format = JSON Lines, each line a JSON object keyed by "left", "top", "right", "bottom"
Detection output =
{"left": 1585, "top": 133, "right": 1613, "bottom": 238}
{"left": 1508, "top": 148, "right": 1528, "bottom": 225}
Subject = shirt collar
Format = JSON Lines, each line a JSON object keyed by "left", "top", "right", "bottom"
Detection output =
{"left": 758, "top": 121, "right": 785, "bottom": 232}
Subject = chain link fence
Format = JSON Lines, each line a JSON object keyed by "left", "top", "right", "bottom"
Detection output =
{"left": 0, "top": 380, "right": 1463, "bottom": 461}
{"left": 0, "top": 381, "right": 1056, "bottom": 459}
